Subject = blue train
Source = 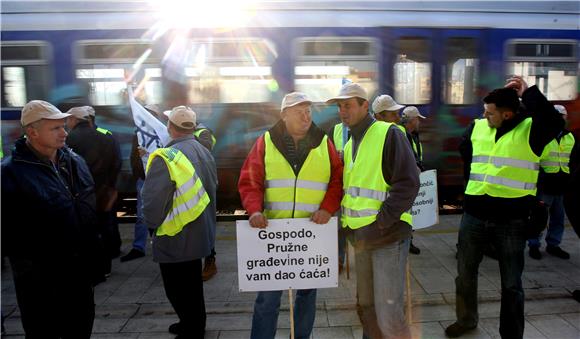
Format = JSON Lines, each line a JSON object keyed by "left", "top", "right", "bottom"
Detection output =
{"left": 2, "top": 1, "right": 579, "bottom": 210}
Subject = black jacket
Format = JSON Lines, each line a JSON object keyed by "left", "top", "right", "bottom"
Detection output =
{"left": 2, "top": 137, "right": 105, "bottom": 284}
{"left": 67, "top": 121, "right": 121, "bottom": 210}
{"left": 459, "top": 85, "right": 565, "bottom": 221}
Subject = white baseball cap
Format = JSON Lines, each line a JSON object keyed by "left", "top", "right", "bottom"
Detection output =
{"left": 401, "top": 106, "right": 426, "bottom": 119}
{"left": 84, "top": 106, "right": 96, "bottom": 117}
{"left": 67, "top": 106, "right": 91, "bottom": 120}
{"left": 372, "top": 95, "right": 404, "bottom": 113}
{"left": 281, "top": 92, "right": 312, "bottom": 111}
{"left": 326, "top": 83, "right": 368, "bottom": 104}
{"left": 164, "top": 106, "right": 196, "bottom": 129}
{"left": 21, "top": 100, "right": 71, "bottom": 126}
{"left": 554, "top": 105, "right": 567, "bottom": 115}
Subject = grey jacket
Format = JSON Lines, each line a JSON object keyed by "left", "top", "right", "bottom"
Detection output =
{"left": 142, "top": 135, "right": 217, "bottom": 263}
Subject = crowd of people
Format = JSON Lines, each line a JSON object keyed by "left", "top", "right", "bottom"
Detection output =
{"left": 1, "top": 75, "right": 578, "bottom": 339}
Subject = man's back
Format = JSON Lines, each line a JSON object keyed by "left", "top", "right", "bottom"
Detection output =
{"left": 143, "top": 135, "right": 217, "bottom": 263}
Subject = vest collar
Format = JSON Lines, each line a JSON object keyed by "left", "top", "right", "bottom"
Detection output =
{"left": 166, "top": 134, "right": 196, "bottom": 147}
{"left": 349, "top": 113, "right": 375, "bottom": 143}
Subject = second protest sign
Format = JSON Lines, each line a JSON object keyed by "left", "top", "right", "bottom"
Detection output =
{"left": 236, "top": 217, "right": 338, "bottom": 292}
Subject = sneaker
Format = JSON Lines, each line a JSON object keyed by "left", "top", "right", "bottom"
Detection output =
{"left": 202, "top": 257, "right": 217, "bottom": 281}
{"left": 409, "top": 241, "right": 421, "bottom": 255}
{"left": 546, "top": 245, "right": 570, "bottom": 259}
{"left": 445, "top": 322, "right": 476, "bottom": 338}
{"left": 168, "top": 322, "right": 182, "bottom": 335}
{"left": 120, "top": 249, "right": 145, "bottom": 262}
{"left": 529, "top": 247, "right": 542, "bottom": 260}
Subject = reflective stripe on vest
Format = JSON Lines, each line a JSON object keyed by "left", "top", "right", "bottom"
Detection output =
{"left": 146, "top": 147, "right": 210, "bottom": 236}
{"left": 342, "top": 121, "right": 413, "bottom": 229}
{"left": 539, "top": 133, "right": 575, "bottom": 174}
{"left": 194, "top": 128, "right": 217, "bottom": 147}
{"left": 96, "top": 127, "right": 112, "bottom": 135}
{"left": 466, "top": 118, "right": 540, "bottom": 198}
{"left": 263, "top": 132, "right": 330, "bottom": 219}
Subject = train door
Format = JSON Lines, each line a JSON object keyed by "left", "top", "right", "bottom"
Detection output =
{"left": 436, "top": 29, "right": 484, "bottom": 202}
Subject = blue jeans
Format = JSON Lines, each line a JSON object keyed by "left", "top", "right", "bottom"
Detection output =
{"left": 133, "top": 178, "right": 148, "bottom": 252}
{"left": 528, "top": 193, "right": 565, "bottom": 248}
{"left": 356, "top": 239, "right": 410, "bottom": 339}
{"left": 456, "top": 213, "right": 526, "bottom": 339}
{"left": 250, "top": 289, "right": 317, "bottom": 339}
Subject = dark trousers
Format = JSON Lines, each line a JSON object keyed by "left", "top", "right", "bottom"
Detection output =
{"left": 97, "top": 211, "right": 121, "bottom": 273}
{"left": 11, "top": 259, "right": 95, "bottom": 339}
{"left": 160, "top": 259, "right": 206, "bottom": 338}
{"left": 456, "top": 213, "right": 526, "bottom": 339}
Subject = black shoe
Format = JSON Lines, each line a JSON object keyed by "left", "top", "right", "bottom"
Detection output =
{"left": 573, "top": 290, "right": 580, "bottom": 303}
{"left": 120, "top": 249, "right": 145, "bottom": 262}
{"left": 546, "top": 245, "right": 570, "bottom": 259}
{"left": 445, "top": 322, "right": 476, "bottom": 338}
{"left": 169, "top": 322, "right": 182, "bottom": 335}
{"left": 409, "top": 241, "right": 421, "bottom": 255}
{"left": 529, "top": 247, "right": 542, "bottom": 260}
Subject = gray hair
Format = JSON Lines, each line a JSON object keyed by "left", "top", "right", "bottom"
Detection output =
{"left": 23, "top": 120, "right": 43, "bottom": 136}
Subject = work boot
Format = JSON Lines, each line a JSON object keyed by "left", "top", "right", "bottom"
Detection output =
{"left": 445, "top": 322, "right": 476, "bottom": 338}
{"left": 529, "top": 246, "right": 542, "bottom": 260}
{"left": 409, "top": 241, "right": 421, "bottom": 255}
{"left": 546, "top": 245, "right": 570, "bottom": 259}
{"left": 120, "top": 249, "right": 145, "bottom": 262}
{"left": 169, "top": 322, "right": 182, "bottom": 335}
{"left": 202, "top": 257, "right": 217, "bottom": 281}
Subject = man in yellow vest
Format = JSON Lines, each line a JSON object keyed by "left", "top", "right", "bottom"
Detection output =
{"left": 401, "top": 106, "right": 426, "bottom": 171}
{"left": 239, "top": 92, "right": 343, "bottom": 339}
{"left": 328, "top": 118, "right": 350, "bottom": 274}
{"left": 528, "top": 104, "right": 576, "bottom": 260}
{"left": 372, "top": 94, "right": 404, "bottom": 124}
{"left": 372, "top": 95, "right": 423, "bottom": 256}
{"left": 448, "top": 76, "right": 564, "bottom": 338}
{"left": 328, "top": 83, "right": 420, "bottom": 339}
{"left": 142, "top": 106, "right": 217, "bottom": 338}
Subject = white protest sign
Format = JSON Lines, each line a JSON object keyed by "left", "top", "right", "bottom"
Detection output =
{"left": 410, "top": 169, "right": 439, "bottom": 230}
{"left": 236, "top": 217, "right": 338, "bottom": 292}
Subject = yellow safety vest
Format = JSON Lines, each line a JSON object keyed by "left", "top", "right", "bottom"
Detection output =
{"left": 333, "top": 123, "right": 344, "bottom": 152}
{"left": 411, "top": 137, "right": 423, "bottom": 161}
{"left": 146, "top": 147, "right": 210, "bottom": 236}
{"left": 96, "top": 127, "right": 112, "bottom": 135}
{"left": 539, "top": 133, "right": 575, "bottom": 174}
{"left": 342, "top": 121, "right": 413, "bottom": 229}
{"left": 466, "top": 118, "right": 540, "bottom": 198}
{"left": 263, "top": 132, "right": 330, "bottom": 219}
{"left": 194, "top": 128, "right": 217, "bottom": 148}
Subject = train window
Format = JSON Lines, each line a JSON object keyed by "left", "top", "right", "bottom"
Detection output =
{"left": 294, "top": 37, "right": 378, "bottom": 102}
{"left": 443, "top": 38, "right": 479, "bottom": 105}
{"left": 186, "top": 39, "right": 277, "bottom": 103}
{"left": 506, "top": 39, "right": 577, "bottom": 101}
{"left": 1, "top": 42, "right": 50, "bottom": 107}
{"left": 75, "top": 40, "right": 162, "bottom": 106}
{"left": 394, "top": 38, "right": 431, "bottom": 104}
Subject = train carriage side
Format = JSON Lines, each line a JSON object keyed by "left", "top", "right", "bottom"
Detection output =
{"left": 2, "top": 4, "right": 579, "bottom": 210}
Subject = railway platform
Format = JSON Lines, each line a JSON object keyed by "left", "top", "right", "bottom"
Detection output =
{"left": 2, "top": 215, "right": 579, "bottom": 338}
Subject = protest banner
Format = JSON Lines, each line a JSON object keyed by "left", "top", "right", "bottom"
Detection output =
{"left": 236, "top": 217, "right": 338, "bottom": 292}
{"left": 410, "top": 169, "right": 439, "bottom": 230}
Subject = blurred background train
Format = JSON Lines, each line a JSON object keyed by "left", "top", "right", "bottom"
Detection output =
{"left": 2, "top": 0, "right": 579, "bottom": 214}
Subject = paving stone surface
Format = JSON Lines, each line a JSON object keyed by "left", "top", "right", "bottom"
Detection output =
{"left": 2, "top": 215, "right": 579, "bottom": 338}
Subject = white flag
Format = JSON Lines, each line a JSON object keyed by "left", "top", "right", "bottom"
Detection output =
{"left": 127, "top": 86, "right": 170, "bottom": 170}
